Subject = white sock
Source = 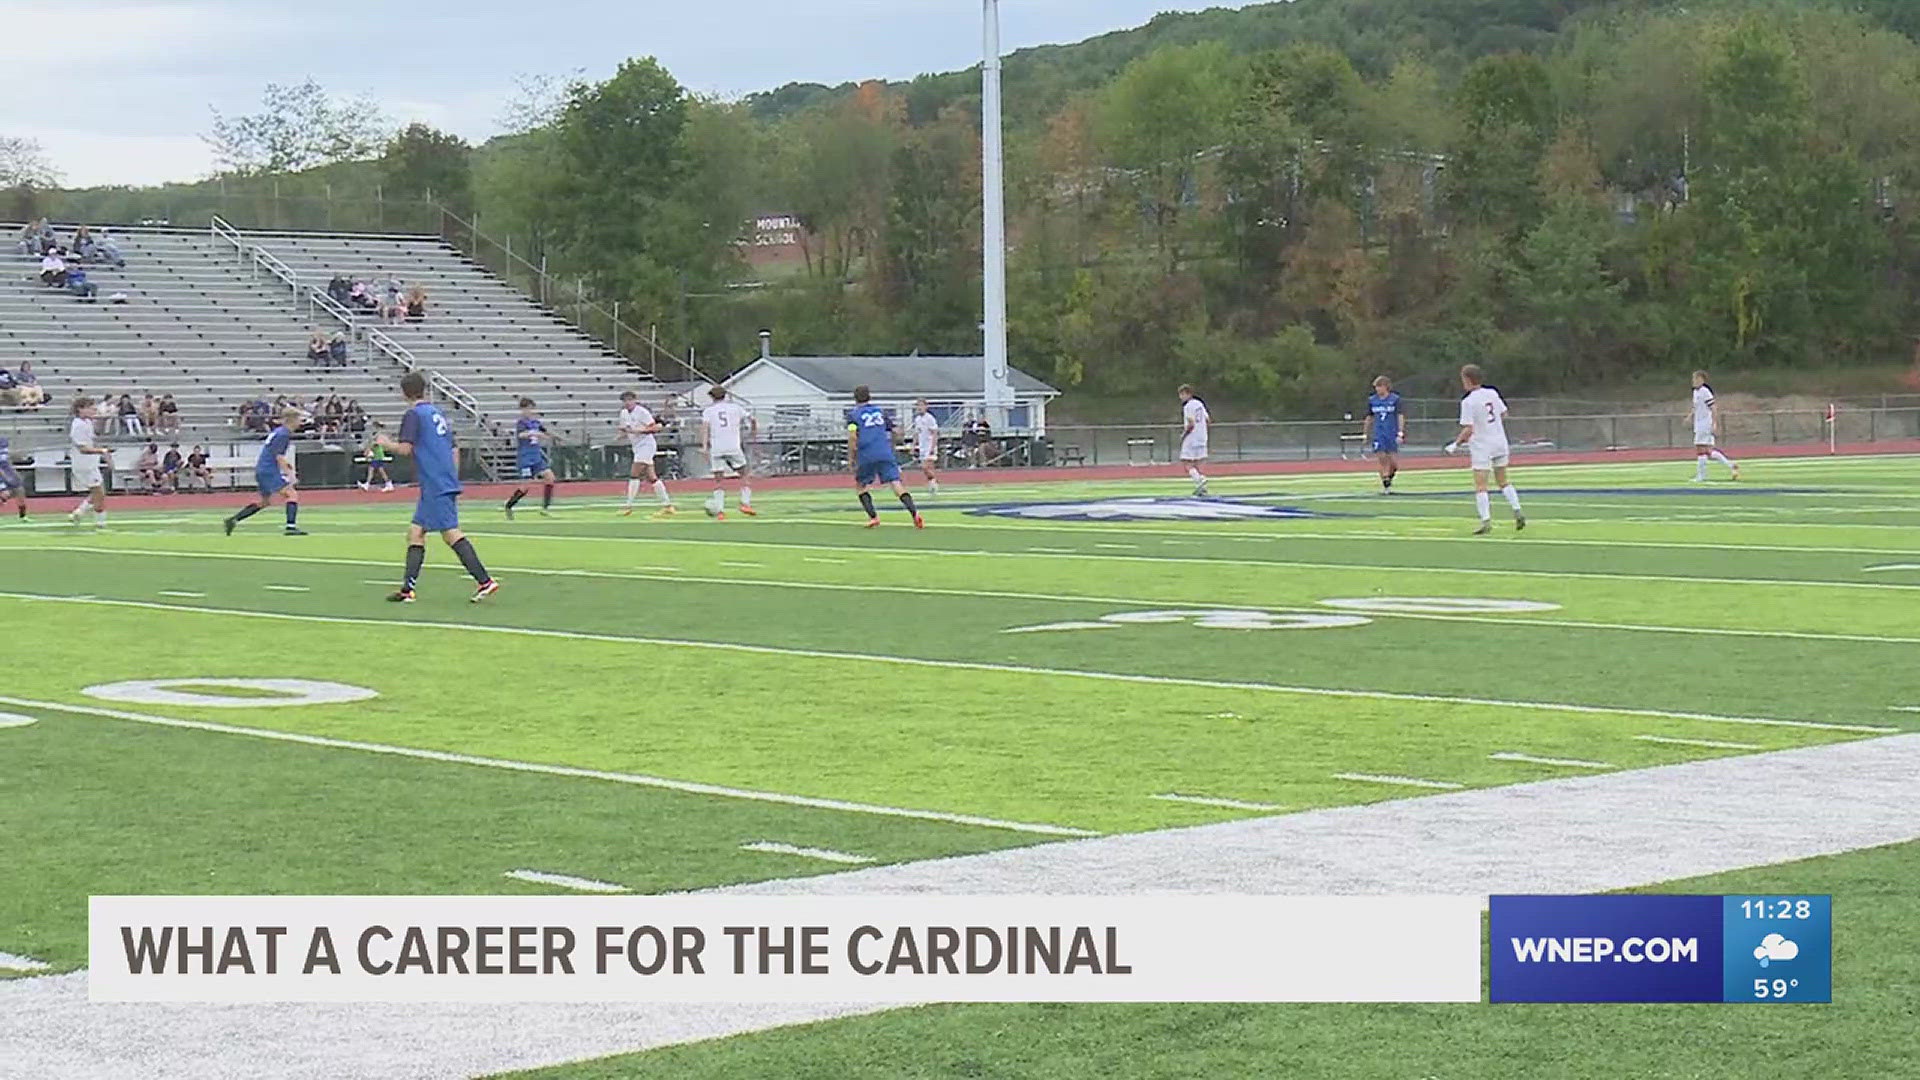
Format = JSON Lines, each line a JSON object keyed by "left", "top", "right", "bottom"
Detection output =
{"left": 712, "top": 488, "right": 725, "bottom": 511}
{"left": 73, "top": 498, "right": 90, "bottom": 517}
{"left": 626, "top": 479, "right": 641, "bottom": 506}
{"left": 1187, "top": 466, "right": 1203, "bottom": 484}
{"left": 740, "top": 485, "right": 752, "bottom": 507}
{"left": 653, "top": 480, "right": 671, "bottom": 505}
{"left": 94, "top": 510, "right": 106, "bottom": 526}
{"left": 1475, "top": 491, "right": 1491, "bottom": 520}
{"left": 929, "top": 478, "right": 939, "bottom": 494}
{"left": 1710, "top": 450, "right": 1735, "bottom": 468}
{"left": 1696, "top": 456, "right": 1708, "bottom": 480}
{"left": 1503, "top": 485, "right": 1522, "bottom": 511}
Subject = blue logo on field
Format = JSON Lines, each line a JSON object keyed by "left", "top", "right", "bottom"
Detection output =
{"left": 966, "top": 497, "right": 1326, "bottom": 522}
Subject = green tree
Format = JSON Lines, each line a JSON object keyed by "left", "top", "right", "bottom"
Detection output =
{"left": 1092, "top": 43, "right": 1239, "bottom": 271}
{"left": 380, "top": 124, "right": 472, "bottom": 212}
{"left": 205, "top": 80, "right": 389, "bottom": 175}
{"left": 1446, "top": 53, "right": 1558, "bottom": 230}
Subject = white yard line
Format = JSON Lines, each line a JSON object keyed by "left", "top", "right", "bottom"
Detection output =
{"left": 262, "top": 585, "right": 310, "bottom": 593}
{"left": 11, "top": 545, "right": 1918, "bottom": 648}
{"left": 0, "top": 952, "right": 51, "bottom": 972}
{"left": 504, "top": 870, "right": 630, "bottom": 894}
{"left": 739, "top": 842, "right": 875, "bottom": 865}
{"left": 718, "top": 562, "right": 763, "bottom": 569}
{"left": 1489, "top": 752, "right": 1614, "bottom": 770}
{"left": 156, "top": 591, "right": 205, "bottom": 598}
{"left": 1332, "top": 773, "right": 1466, "bottom": 791}
{"left": 1635, "top": 734, "right": 1762, "bottom": 751}
{"left": 1150, "top": 793, "right": 1286, "bottom": 812}
{"left": 0, "top": 594, "right": 1891, "bottom": 735}
{"left": 0, "top": 694, "right": 1093, "bottom": 838}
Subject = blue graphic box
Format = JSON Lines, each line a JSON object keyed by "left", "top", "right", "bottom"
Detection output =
{"left": 1490, "top": 895, "right": 1831, "bottom": 1004}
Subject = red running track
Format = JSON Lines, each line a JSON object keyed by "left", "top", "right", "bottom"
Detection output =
{"left": 12, "top": 438, "right": 1914, "bottom": 515}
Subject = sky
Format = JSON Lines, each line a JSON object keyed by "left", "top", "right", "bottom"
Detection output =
{"left": 2, "top": 0, "right": 1262, "bottom": 188}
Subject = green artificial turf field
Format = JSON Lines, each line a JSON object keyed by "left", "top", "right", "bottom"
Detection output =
{"left": 2, "top": 455, "right": 1916, "bottom": 1073}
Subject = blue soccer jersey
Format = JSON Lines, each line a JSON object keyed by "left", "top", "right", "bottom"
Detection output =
{"left": 1368, "top": 392, "right": 1404, "bottom": 450}
{"left": 400, "top": 402, "right": 462, "bottom": 497}
{"left": 849, "top": 403, "right": 895, "bottom": 463}
{"left": 0, "top": 436, "right": 19, "bottom": 491}
{"left": 515, "top": 416, "right": 549, "bottom": 471}
{"left": 255, "top": 424, "right": 293, "bottom": 497}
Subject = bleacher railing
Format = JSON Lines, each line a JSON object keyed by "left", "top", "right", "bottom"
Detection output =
{"left": 366, "top": 327, "right": 489, "bottom": 432}
{"left": 433, "top": 207, "right": 713, "bottom": 387}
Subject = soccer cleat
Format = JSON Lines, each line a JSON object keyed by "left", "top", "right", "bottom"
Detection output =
{"left": 356, "top": 482, "right": 370, "bottom": 491}
{"left": 381, "top": 482, "right": 394, "bottom": 492}
{"left": 471, "top": 579, "right": 501, "bottom": 603}
{"left": 538, "top": 509, "right": 552, "bottom": 517}
{"left": 739, "top": 505, "right": 758, "bottom": 517}
{"left": 1473, "top": 520, "right": 1493, "bottom": 536}
{"left": 1515, "top": 512, "right": 1527, "bottom": 532}
{"left": 913, "top": 514, "right": 925, "bottom": 530}
{"left": 504, "top": 505, "right": 515, "bottom": 520}
{"left": 1731, "top": 464, "right": 1742, "bottom": 481}
{"left": 651, "top": 506, "right": 677, "bottom": 520}
{"left": 1194, "top": 480, "right": 1209, "bottom": 497}
{"left": 222, "top": 517, "right": 236, "bottom": 536}
{"left": 387, "top": 588, "right": 416, "bottom": 603}
{"left": 618, "top": 507, "right": 634, "bottom": 517}
{"left": 284, "top": 526, "right": 307, "bottom": 536}
{"left": 864, "top": 518, "right": 880, "bottom": 529}
{"left": 714, "top": 511, "right": 728, "bottom": 521}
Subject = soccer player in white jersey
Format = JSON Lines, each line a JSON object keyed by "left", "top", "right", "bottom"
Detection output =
{"left": 67, "top": 396, "right": 112, "bottom": 528}
{"left": 700, "top": 386, "right": 757, "bottom": 519}
{"left": 1178, "top": 384, "right": 1210, "bottom": 495}
{"left": 1446, "top": 364, "right": 1526, "bottom": 535}
{"left": 911, "top": 399, "right": 941, "bottom": 496}
{"left": 617, "top": 390, "right": 675, "bottom": 518}
{"left": 1688, "top": 370, "right": 1740, "bottom": 482}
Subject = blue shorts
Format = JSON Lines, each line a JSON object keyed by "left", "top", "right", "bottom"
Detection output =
{"left": 0, "top": 465, "right": 20, "bottom": 492}
{"left": 256, "top": 470, "right": 289, "bottom": 500}
{"left": 856, "top": 458, "right": 902, "bottom": 487}
{"left": 1372, "top": 437, "right": 1400, "bottom": 454}
{"left": 517, "top": 456, "right": 551, "bottom": 480}
{"left": 413, "top": 491, "right": 460, "bottom": 532}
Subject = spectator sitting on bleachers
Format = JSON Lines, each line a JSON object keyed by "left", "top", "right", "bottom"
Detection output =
{"left": 183, "top": 445, "right": 213, "bottom": 490}
{"left": 72, "top": 226, "right": 95, "bottom": 259}
{"left": 16, "top": 218, "right": 54, "bottom": 255}
{"left": 139, "top": 393, "right": 160, "bottom": 433}
{"left": 328, "top": 274, "right": 352, "bottom": 306}
{"left": 243, "top": 394, "right": 270, "bottom": 434}
{"left": 10, "top": 361, "right": 42, "bottom": 408}
{"left": 0, "top": 365, "right": 14, "bottom": 406}
{"left": 306, "top": 327, "right": 329, "bottom": 365}
{"left": 158, "top": 393, "right": 179, "bottom": 432}
{"left": 347, "top": 281, "right": 380, "bottom": 313}
{"left": 404, "top": 284, "right": 428, "bottom": 322}
{"left": 135, "top": 442, "right": 162, "bottom": 492}
{"left": 328, "top": 329, "right": 349, "bottom": 366}
{"left": 160, "top": 443, "right": 183, "bottom": 493}
{"left": 40, "top": 250, "right": 68, "bottom": 287}
{"left": 118, "top": 393, "right": 143, "bottom": 436}
{"left": 66, "top": 264, "right": 98, "bottom": 300}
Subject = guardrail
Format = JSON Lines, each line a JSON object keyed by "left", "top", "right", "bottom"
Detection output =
{"left": 366, "top": 327, "right": 489, "bottom": 432}
{"left": 210, "top": 215, "right": 244, "bottom": 260}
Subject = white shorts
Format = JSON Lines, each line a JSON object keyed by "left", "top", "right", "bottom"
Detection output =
{"left": 72, "top": 456, "right": 103, "bottom": 490}
{"left": 918, "top": 440, "right": 938, "bottom": 464}
{"left": 1693, "top": 429, "right": 1716, "bottom": 448}
{"left": 709, "top": 450, "right": 748, "bottom": 474}
{"left": 630, "top": 437, "right": 659, "bottom": 465}
{"left": 1180, "top": 437, "right": 1208, "bottom": 462}
{"left": 1469, "top": 444, "right": 1510, "bottom": 471}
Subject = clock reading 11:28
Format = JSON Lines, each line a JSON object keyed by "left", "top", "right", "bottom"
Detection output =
{"left": 1739, "top": 898, "right": 1815, "bottom": 920}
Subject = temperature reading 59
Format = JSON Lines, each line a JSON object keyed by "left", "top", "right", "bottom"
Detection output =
{"left": 1754, "top": 978, "right": 1801, "bottom": 999}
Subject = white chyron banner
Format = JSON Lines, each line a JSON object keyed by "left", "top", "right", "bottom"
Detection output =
{"left": 90, "top": 895, "right": 1481, "bottom": 1004}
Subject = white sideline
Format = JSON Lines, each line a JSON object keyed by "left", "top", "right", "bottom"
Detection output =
{"left": 19, "top": 543, "right": 1920, "bottom": 648}
{"left": 0, "top": 952, "right": 50, "bottom": 972}
{"left": 1150, "top": 794, "right": 1285, "bottom": 812}
{"left": 0, "top": 593, "right": 1894, "bottom": 735}
{"left": 6, "top": 736, "right": 1918, "bottom": 1080}
{"left": 1332, "top": 773, "right": 1466, "bottom": 791}
{"left": 1489, "top": 752, "right": 1614, "bottom": 770}
{"left": 0, "top": 695, "right": 1092, "bottom": 839}
{"left": 739, "top": 842, "right": 875, "bottom": 865}
{"left": 1635, "top": 735, "right": 1761, "bottom": 751}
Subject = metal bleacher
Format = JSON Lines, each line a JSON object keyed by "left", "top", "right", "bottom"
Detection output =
{"left": 2, "top": 225, "right": 395, "bottom": 451}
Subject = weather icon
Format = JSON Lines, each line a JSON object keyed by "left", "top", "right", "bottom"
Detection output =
{"left": 1754, "top": 934, "right": 1800, "bottom": 968}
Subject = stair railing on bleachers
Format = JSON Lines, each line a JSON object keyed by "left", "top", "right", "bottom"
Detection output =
{"left": 433, "top": 206, "right": 714, "bottom": 387}
{"left": 366, "top": 326, "right": 491, "bottom": 434}
{"left": 210, "top": 215, "right": 244, "bottom": 259}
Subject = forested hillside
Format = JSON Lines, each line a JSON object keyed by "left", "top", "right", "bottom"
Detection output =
{"left": 30, "top": 0, "right": 1920, "bottom": 412}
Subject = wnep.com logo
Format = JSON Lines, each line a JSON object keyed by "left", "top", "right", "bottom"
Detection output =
{"left": 1490, "top": 895, "right": 1831, "bottom": 1003}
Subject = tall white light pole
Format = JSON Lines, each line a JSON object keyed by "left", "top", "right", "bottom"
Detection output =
{"left": 981, "top": 0, "right": 1013, "bottom": 428}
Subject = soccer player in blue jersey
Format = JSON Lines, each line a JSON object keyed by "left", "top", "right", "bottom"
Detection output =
{"left": 224, "top": 408, "right": 306, "bottom": 535}
{"left": 377, "top": 372, "right": 499, "bottom": 603}
{"left": 1364, "top": 375, "right": 1407, "bottom": 494}
{"left": 0, "top": 436, "right": 26, "bottom": 519}
{"left": 504, "top": 397, "right": 556, "bottom": 519}
{"left": 848, "top": 385, "right": 924, "bottom": 530}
